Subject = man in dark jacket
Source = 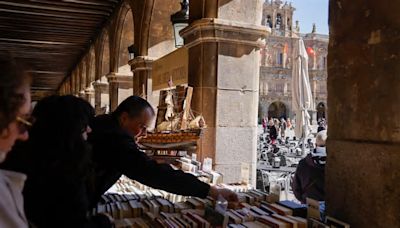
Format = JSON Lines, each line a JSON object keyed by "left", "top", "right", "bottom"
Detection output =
{"left": 87, "top": 96, "right": 237, "bottom": 207}
{"left": 291, "top": 130, "right": 327, "bottom": 203}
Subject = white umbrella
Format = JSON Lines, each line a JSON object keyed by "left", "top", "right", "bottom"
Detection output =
{"left": 291, "top": 39, "right": 315, "bottom": 152}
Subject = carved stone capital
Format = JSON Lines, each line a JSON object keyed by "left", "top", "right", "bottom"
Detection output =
{"left": 106, "top": 73, "right": 133, "bottom": 90}
{"left": 84, "top": 87, "right": 95, "bottom": 95}
{"left": 180, "top": 18, "right": 269, "bottom": 49}
{"left": 128, "top": 56, "right": 154, "bottom": 72}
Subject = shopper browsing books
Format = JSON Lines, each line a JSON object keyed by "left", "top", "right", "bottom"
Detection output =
{"left": 0, "top": 56, "right": 31, "bottom": 228}
{"left": 87, "top": 96, "right": 238, "bottom": 207}
{"left": 2, "top": 96, "right": 114, "bottom": 228}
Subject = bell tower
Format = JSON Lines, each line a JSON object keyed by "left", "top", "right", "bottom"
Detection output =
{"left": 263, "top": 0, "right": 296, "bottom": 37}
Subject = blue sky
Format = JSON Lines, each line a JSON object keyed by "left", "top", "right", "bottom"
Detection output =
{"left": 288, "top": 0, "right": 329, "bottom": 35}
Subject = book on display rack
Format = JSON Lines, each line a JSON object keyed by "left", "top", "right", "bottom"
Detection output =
{"left": 94, "top": 176, "right": 313, "bottom": 228}
{"left": 96, "top": 175, "right": 350, "bottom": 228}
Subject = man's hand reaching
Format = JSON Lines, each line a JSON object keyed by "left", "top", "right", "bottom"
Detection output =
{"left": 208, "top": 185, "right": 239, "bottom": 202}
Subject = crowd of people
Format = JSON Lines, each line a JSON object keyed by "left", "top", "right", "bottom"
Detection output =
{"left": 0, "top": 56, "right": 238, "bottom": 228}
{"left": 260, "top": 115, "right": 328, "bottom": 204}
{"left": 262, "top": 117, "right": 293, "bottom": 144}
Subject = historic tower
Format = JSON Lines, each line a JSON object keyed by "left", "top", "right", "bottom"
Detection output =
{"left": 262, "top": 0, "right": 296, "bottom": 37}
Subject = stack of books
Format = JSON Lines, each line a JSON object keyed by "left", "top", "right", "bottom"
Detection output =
{"left": 94, "top": 187, "right": 309, "bottom": 228}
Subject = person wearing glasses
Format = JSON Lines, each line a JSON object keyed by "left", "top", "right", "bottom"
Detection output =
{"left": 87, "top": 96, "right": 238, "bottom": 208}
{"left": 2, "top": 95, "right": 114, "bottom": 228}
{"left": 291, "top": 130, "right": 327, "bottom": 204}
{"left": 0, "top": 56, "right": 31, "bottom": 228}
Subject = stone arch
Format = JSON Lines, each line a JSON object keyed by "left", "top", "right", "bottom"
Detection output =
{"left": 87, "top": 47, "right": 96, "bottom": 86}
{"left": 70, "top": 71, "right": 75, "bottom": 94}
{"left": 317, "top": 102, "right": 326, "bottom": 121}
{"left": 80, "top": 60, "right": 86, "bottom": 92}
{"left": 117, "top": 9, "right": 134, "bottom": 73}
{"left": 97, "top": 30, "right": 110, "bottom": 78}
{"left": 68, "top": 75, "right": 73, "bottom": 94}
{"left": 142, "top": 0, "right": 177, "bottom": 58}
{"left": 74, "top": 68, "right": 80, "bottom": 94}
{"left": 110, "top": 2, "right": 133, "bottom": 73}
{"left": 74, "top": 71, "right": 78, "bottom": 94}
{"left": 273, "top": 43, "right": 285, "bottom": 49}
{"left": 271, "top": 43, "right": 284, "bottom": 66}
{"left": 268, "top": 101, "right": 288, "bottom": 119}
{"left": 136, "top": 0, "right": 178, "bottom": 58}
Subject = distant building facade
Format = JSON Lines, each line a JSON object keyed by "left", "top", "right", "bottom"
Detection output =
{"left": 259, "top": 0, "right": 328, "bottom": 124}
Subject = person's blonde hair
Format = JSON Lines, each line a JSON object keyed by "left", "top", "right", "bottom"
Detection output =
{"left": 316, "top": 130, "right": 327, "bottom": 146}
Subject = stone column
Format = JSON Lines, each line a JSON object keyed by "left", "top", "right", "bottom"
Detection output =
{"left": 84, "top": 85, "right": 95, "bottom": 107}
{"left": 181, "top": 18, "right": 268, "bottom": 184}
{"left": 312, "top": 51, "right": 317, "bottom": 70}
{"left": 311, "top": 111, "right": 317, "bottom": 125}
{"left": 78, "top": 90, "right": 85, "bottom": 99}
{"left": 106, "top": 72, "right": 133, "bottom": 112}
{"left": 93, "top": 76, "right": 109, "bottom": 115}
{"left": 128, "top": 56, "right": 154, "bottom": 98}
{"left": 327, "top": 0, "right": 400, "bottom": 227}
{"left": 282, "top": 52, "right": 287, "bottom": 68}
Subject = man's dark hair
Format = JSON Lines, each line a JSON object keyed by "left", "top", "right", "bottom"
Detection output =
{"left": 113, "top": 96, "right": 155, "bottom": 118}
{"left": 0, "top": 55, "right": 30, "bottom": 131}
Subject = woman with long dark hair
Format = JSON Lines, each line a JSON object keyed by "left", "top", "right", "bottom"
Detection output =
{"left": 2, "top": 95, "right": 112, "bottom": 228}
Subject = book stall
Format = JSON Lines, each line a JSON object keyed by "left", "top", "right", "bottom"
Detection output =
{"left": 91, "top": 83, "right": 350, "bottom": 227}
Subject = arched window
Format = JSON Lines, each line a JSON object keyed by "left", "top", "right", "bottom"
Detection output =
{"left": 277, "top": 52, "right": 283, "bottom": 66}
{"left": 266, "top": 15, "right": 272, "bottom": 28}
{"left": 268, "top": 101, "right": 287, "bottom": 119}
{"left": 276, "top": 14, "right": 282, "bottom": 29}
{"left": 276, "top": 83, "right": 284, "bottom": 93}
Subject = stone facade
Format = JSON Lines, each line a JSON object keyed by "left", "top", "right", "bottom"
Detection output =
{"left": 259, "top": 0, "right": 328, "bottom": 123}
{"left": 327, "top": 0, "right": 400, "bottom": 226}
{"left": 182, "top": 5, "right": 268, "bottom": 184}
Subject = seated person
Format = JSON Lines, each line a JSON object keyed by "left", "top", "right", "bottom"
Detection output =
{"left": 0, "top": 56, "right": 31, "bottom": 228}
{"left": 317, "top": 119, "right": 326, "bottom": 132}
{"left": 2, "top": 95, "right": 112, "bottom": 228}
{"left": 291, "top": 130, "right": 327, "bottom": 203}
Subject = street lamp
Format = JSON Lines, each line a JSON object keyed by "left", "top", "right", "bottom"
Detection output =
{"left": 170, "top": 0, "right": 189, "bottom": 48}
{"left": 128, "top": 44, "right": 136, "bottom": 60}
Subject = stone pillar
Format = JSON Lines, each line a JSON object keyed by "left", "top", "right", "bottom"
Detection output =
{"left": 93, "top": 76, "right": 109, "bottom": 115}
{"left": 78, "top": 90, "right": 85, "bottom": 99}
{"left": 312, "top": 52, "right": 317, "bottom": 70}
{"left": 128, "top": 56, "right": 154, "bottom": 98}
{"left": 312, "top": 79, "right": 317, "bottom": 98}
{"left": 106, "top": 73, "right": 133, "bottom": 112}
{"left": 84, "top": 85, "right": 95, "bottom": 107}
{"left": 282, "top": 52, "right": 287, "bottom": 68}
{"left": 327, "top": 0, "right": 400, "bottom": 227}
{"left": 311, "top": 111, "right": 317, "bottom": 125}
{"left": 181, "top": 18, "right": 268, "bottom": 184}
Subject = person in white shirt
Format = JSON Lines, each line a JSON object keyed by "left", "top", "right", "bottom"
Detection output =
{"left": 0, "top": 56, "right": 31, "bottom": 228}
